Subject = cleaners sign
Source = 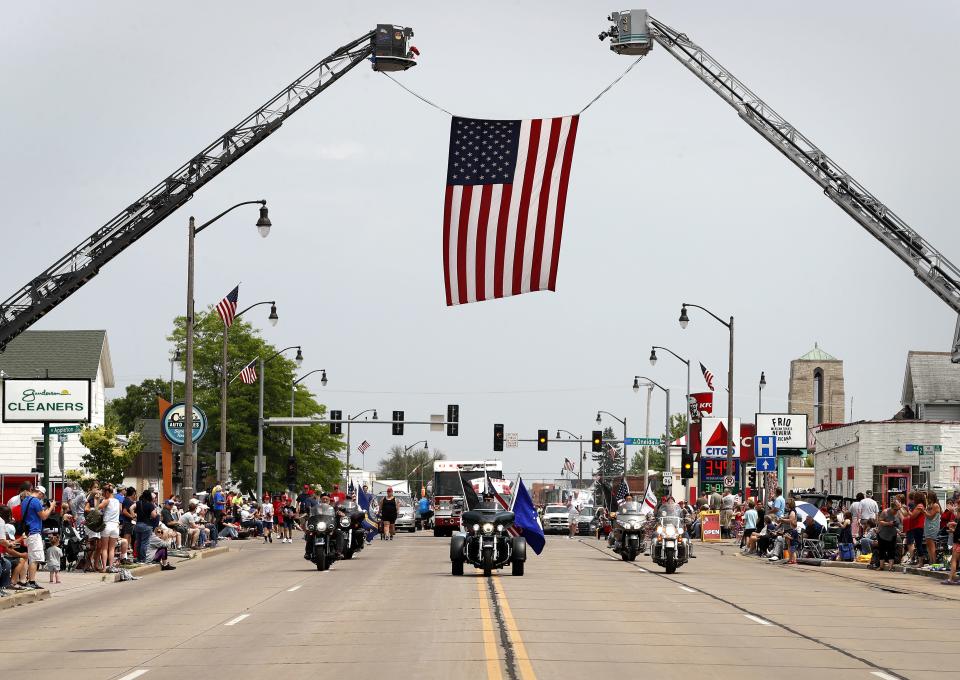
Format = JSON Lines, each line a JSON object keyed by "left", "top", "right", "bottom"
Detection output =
{"left": 2, "top": 378, "right": 92, "bottom": 423}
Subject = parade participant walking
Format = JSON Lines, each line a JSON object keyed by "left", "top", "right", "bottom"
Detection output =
{"left": 280, "top": 497, "right": 297, "bottom": 543}
{"left": 380, "top": 487, "right": 399, "bottom": 540}
{"left": 261, "top": 500, "right": 274, "bottom": 543}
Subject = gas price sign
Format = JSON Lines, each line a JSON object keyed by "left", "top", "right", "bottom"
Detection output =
{"left": 699, "top": 457, "right": 739, "bottom": 493}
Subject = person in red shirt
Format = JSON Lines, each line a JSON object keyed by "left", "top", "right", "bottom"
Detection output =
{"left": 941, "top": 499, "right": 956, "bottom": 533}
{"left": 330, "top": 484, "right": 346, "bottom": 505}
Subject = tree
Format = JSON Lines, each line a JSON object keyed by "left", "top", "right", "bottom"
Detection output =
{"left": 167, "top": 308, "right": 344, "bottom": 492}
{"left": 592, "top": 426, "right": 624, "bottom": 479}
{"left": 79, "top": 426, "right": 145, "bottom": 485}
{"left": 667, "top": 413, "right": 688, "bottom": 444}
{"left": 106, "top": 378, "right": 182, "bottom": 433}
{"left": 376, "top": 445, "right": 445, "bottom": 494}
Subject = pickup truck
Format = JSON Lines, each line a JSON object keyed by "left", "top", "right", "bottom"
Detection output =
{"left": 542, "top": 504, "right": 570, "bottom": 534}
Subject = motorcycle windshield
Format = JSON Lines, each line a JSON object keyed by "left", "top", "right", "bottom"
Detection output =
{"left": 315, "top": 503, "right": 335, "bottom": 519}
{"left": 339, "top": 501, "right": 358, "bottom": 514}
{"left": 659, "top": 516, "right": 682, "bottom": 529}
{"left": 618, "top": 502, "right": 643, "bottom": 517}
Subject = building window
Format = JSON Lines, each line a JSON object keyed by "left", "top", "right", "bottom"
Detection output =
{"left": 836, "top": 467, "right": 842, "bottom": 481}
{"left": 813, "top": 368, "right": 824, "bottom": 425}
{"left": 847, "top": 466, "right": 855, "bottom": 480}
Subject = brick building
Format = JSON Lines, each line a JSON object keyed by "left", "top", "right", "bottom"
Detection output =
{"left": 788, "top": 343, "right": 845, "bottom": 427}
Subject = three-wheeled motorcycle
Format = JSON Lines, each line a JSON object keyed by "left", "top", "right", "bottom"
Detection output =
{"left": 450, "top": 508, "right": 526, "bottom": 576}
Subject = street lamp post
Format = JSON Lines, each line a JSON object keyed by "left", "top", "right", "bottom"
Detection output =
{"left": 633, "top": 376, "right": 670, "bottom": 491}
{"left": 595, "top": 411, "right": 628, "bottom": 480}
{"left": 219, "top": 300, "right": 278, "bottom": 483}
{"left": 556, "top": 429, "right": 585, "bottom": 484}
{"left": 680, "top": 303, "right": 735, "bottom": 481}
{"left": 346, "top": 409, "right": 378, "bottom": 478}
{"left": 291, "top": 369, "right": 328, "bottom": 461}
{"left": 183, "top": 200, "right": 272, "bottom": 503}
{"left": 404, "top": 441, "right": 429, "bottom": 496}
{"left": 651, "top": 345, "right": 692, "bottom": 493}
{"left": 253, "top": 345, "right": 302, "bottom": 501}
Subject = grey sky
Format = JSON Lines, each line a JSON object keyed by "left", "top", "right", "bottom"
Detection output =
{"left": 3, "top": 1, "right": 959, "bottom": 480}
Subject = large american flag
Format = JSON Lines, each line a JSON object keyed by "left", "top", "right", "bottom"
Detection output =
{"left": 443, "top": 115, "right": 580, "bottom": 305}
{"left": 700, "top": 362, "right": 715, "bottom": 391}
{"left": 216, "top": 285, "right": 239, "bottom": 327}
{"left": 238, "top": 359, "right": 257, "bottom": 385}
{"left": 357, "top": 440, "right": 370, "bottom": 454}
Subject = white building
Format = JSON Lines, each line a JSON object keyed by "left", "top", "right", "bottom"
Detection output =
{"left": 0, "top": 330, "right": 114, "bottom": 492}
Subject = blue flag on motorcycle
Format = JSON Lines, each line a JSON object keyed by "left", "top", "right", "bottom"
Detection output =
{"left": 512, "top": 478, "right": 545, "bottom": 555}
{"left": 357, "top": 486, "right": 380, "bottom": 542}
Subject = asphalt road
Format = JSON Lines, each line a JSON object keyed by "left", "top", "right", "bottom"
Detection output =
{"left": 2, "top": 532, "right": 957, "bottom": 680}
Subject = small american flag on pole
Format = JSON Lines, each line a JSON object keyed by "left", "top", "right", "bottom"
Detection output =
{"left": 216, "top": 285, "right": 239, "bottom": 327}
{"left": 563, "top": 458, "right": 575, "bottom": 473}
{"left": 443, "top": 115, "right": 580, "bottom": 305}
{"left": 700, "top": 362, "right": 715, "bottom": 391}
{"left": 238, "top": 359, "right": 257, "bottom": 385}
{"left": 615, "top": 478, "right": 629, "bottom": 503}
{"left": 357, "top": 440, "right": 370, "bottom": 455}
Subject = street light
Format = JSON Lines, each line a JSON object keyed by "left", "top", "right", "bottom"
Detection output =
{"left": 556, "top": 429, "right": 586, "bottom": 484}
{"left": 183, "top": 199, "right": 271, "bottom": 504}
{"left": 680, "top": 301, "right": 735, "bottom": 480}
{"left": 291, "top": 369, "right": 329, "bottom": 464}
{"left": 219, "top": 299, "right": 278, "bottom": 483}
{"left": 759, "top": 371, "right": 767, "bottom": 413}
{"left": 346, "top": 409, "right": 378, "bottom": 478}
{"left": 633, "top": 375, "right": 670, "bottom": 491}
{"left": 596, "top": 410, "right": 628, "bottom": 479}
{"left": 651, "top": 345, "right": 692, "bottom": 494}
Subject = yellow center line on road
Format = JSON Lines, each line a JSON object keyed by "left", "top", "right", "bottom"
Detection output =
{"left": 491, "top": 576, "right": 538, "bottom": 680}
{"left": 476, "top": 577, "right": 503, "bottom": 680}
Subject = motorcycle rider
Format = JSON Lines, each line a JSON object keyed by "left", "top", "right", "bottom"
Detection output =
{"left": 302, "top": 492, "right": 321, "bottom": 560}
{"left": 480, "top": 493, "right": 498, "bottom": 511}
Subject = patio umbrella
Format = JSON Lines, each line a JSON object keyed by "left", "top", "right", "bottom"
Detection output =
{"left": 794, "top": 501, "right": 828, "bottom": 529}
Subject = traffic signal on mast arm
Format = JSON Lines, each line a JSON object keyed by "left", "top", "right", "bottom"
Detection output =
{"left": 447, "top": 404, "right": 459, "bottom": 436}
{"left": 494, "top": 423, "right": 504, "bottom": 452}
{"left": 592, "top": 430, "right": 603, "bottom": 453}
{"left": 330, "top": 410, "right": 342, "bottom": 435}
{"left": 392, "top": 411, "right": 404, "bottom": 436}
{"left": 537, "top": 430, "right": 548, "bottom": 451}
{"left": 681, "top": 448, "right": 694, "bottom": 479}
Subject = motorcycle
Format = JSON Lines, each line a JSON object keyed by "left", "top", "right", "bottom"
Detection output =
{"left": 608, "top": 501, "right": 644, "bottom": 561}
{"left": 305, "top": 502, "right": 339, "bottom": 571}
{"left": 651, "top": 512, "right": 689, "bottom": 574}
{"left": 450, "top": 508, "right": 526, "bottom": 577}
{"left": 338, "top": 500, "right": 365, "bottom": 559}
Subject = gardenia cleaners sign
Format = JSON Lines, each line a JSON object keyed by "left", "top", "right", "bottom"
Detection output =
{"left": 2, "top": 378, "right": 92, "bottom": 423}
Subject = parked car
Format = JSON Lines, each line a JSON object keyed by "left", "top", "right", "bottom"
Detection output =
{"left": 542, "top": 504, "right": 570, "bottom": 534}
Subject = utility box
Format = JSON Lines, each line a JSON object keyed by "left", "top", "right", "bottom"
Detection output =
{"left": 372, "top": 24, "right": 418, "bottom": 72}
{"left": 602, "top": 10, "right": 654, "bottom": 56}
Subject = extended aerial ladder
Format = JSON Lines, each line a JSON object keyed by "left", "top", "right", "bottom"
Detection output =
{"left": 601, "top": 10, "right": 960, "bottom": 361}
{"left": 0, "top": 24, "right": 416, "bottom": 351}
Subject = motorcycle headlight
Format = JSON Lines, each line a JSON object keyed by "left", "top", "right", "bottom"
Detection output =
{"left": 307, "top": 523, "right": 316, "bottom": 531}
{"left": 496, "top": 524, "right": 504, "bottom": 532}
{"left": 656, "top": 526, "right": 664, "bottom": 535}
{"left": 339, "top": 517, "right": 350, "bottom": 528}
{"left": 482, "top": 523, "right": 494, "bottom": 534}
{"left": 316, "top": 521, "right": 327, "bottom": 531}
{"left": 631, "top": 521, "right": 641, "bottom": 530}
{"left": 472, "top": 523, "right": 480, "bottom": 532}
{"left": 664, "top": 525, "right": 678, "bottom": 538}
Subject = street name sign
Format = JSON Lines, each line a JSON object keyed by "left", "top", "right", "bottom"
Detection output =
{"left": 48, "top": 424, "right": 82, "bottom": 435}
{"left": 905, "top": 444, "right": 942, "bottom": 453}
{"left": 624, "top": 437, "right": 662, "bottom": 446}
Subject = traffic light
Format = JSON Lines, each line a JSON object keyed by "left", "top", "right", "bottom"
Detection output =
{"left": 156, "top": 452, "right": 163, "bottom": 477}
{"left": 447, "top": 404, "right": 459, "bottom": 436}
{"left": 392, "top": 411, "right": 404, "bottom": 436}
{"left": 537, "top": 430, "right": 548, "bottom": 451}
{"left": 286, "top": 456, "right": 298, "bottom": 487}
{"left": 747, "top": 466, "right": 757, "bottom": 489}
{"left": 681, "top": 449, "right": 694, "bottom": 479}
{"left": 330, "top": 410, "right": 342, "bottom": 435}
{"left": 172, "top": 450, "right": 182, "bottom": 482}
{"left": 493, "top": 423, "right": 504, "bottom": 452}
{"left": 592, "top": 430, "right": 603, "bottom": 453}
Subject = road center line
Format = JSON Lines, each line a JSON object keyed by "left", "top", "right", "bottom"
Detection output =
{"left": 679, "top": 586, "right": 696, "bottom": 593}
{"left": 286, "top": 585, "right": 302, "bottom": 592}
{"left": 117, "top": 671, "right": 150, "bottom": 680}
{"left": 491, "top": 577, "right": 538, "bottom": 680}
{"left": 477, "top": 578, "right": 504, "bottom": 680}
{"left": 224, "top": 614, "right": 250, "bottom": 626}
{"left": 744, "top": 614, "right": 772, "bottom": 626}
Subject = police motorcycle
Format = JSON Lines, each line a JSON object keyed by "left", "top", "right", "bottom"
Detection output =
{"left": 305, "top": 501, "right": 339, "bottom": 571}
{"left": 338, "top": 499, "right": 365, "bottom": 559}
{"left": 650, "top": 511, "right": 689, "bottom": 574}
{"left": 608, "top": 501, "right": 644, "bottom": 561}
{"left": 450, "top": 507, "right": 526, "bottom": 577}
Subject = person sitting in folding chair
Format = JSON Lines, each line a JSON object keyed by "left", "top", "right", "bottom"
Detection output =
{"left": 800, "top": 515, "right": 825, "bottom": 558}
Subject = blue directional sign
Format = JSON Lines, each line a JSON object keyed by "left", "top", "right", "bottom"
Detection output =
{"left": 755, "top": 435, "right": 777, "bottom": 472}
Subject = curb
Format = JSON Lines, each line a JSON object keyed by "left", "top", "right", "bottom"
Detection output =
{"left": 104, "top": 545, "right": 230, "bottom": 582}
{"left": 796, "top": 557, "right": 952, "bottom": 581}
{"left": 0, "top": 588, "right": 51, "bottom": 611}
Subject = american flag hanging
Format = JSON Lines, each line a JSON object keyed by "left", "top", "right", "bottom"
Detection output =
{"left": 443, "top": 115, "right": 580, "bottom": 305}
{"left": 239, "top": 359, "right": 257, "bottom": 385}
{"left": 563, "top": 458, "right": 575, "bottom": 473}
{"left": 216, "top": 285, "right": 240, "bottom": 327}
{"left": 699, "top": 362, "right": 715, "bottom": 391}
{"left": 357, "top": 440, "right": 370, "bottom": 454}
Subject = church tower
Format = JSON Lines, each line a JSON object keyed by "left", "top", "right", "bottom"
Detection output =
{"left": 788, "top": 343, "right": 845, "bottom": 425}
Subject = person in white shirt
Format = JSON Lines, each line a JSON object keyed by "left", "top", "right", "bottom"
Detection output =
{"left": 859, "top": 490, "right": 879, "bottom": 537}
{"left": 260, "top": 502, "right": 274, "bottom": 544}
{"left": 849, "top": 494, "right": 864, "bottom": 538}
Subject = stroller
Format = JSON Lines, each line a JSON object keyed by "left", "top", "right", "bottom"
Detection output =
{"left": 60, "top": 522, "right": 86, "bottom": 572}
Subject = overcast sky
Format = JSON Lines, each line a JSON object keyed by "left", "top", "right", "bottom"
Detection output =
{"left": 3, "top": 1, "right": 959, "bottom": 481}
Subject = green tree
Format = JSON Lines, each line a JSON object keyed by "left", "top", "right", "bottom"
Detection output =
{"left": 106, "top": 377, "right": 181, "bottom": 433}
{"left": 79, "top": 426, "right": 145, "bottom": 484}
{"left": 167, "top": 308, "right": 343, "bottom": 492}
{"left": 592, "top": 426, "right": 624, "bottom": 479}
{"left": 376, "top": 445, "right": 445, "bottom": 493}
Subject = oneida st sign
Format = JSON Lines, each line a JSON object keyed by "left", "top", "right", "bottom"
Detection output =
{"left": 2, "top": 378, "right": 92, "bottom": 423}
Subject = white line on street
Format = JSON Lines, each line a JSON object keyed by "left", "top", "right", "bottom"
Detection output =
{"left": 870, "top": 672, "right": 900, "bottom": 680}
{"left": 224, "top": 614, "right": 250, "bottom": 626}
{"left": 287, "top": 585, "right": 302, "bottom": 592}
{"left": 679, "top": 586, "right": 696, "bottom": 593}
{"left": 744, "top": 614, "right": 772, "bottom": 626}
{"left": 636, "top": 567, "right": 647, "bottom": 572}
{"left": 117, "top": 671, "right": 150, "bottom": 680}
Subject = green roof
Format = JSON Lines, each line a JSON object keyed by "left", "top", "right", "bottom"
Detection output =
{"left": 0, "top": 330, "right": 110, "bottom": 383}
{"left": 797, "top": 342, "right": 838, "bottom": 361}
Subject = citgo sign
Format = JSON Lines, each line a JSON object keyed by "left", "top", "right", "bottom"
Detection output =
{"left": 2, "top": 378, "right": 92, "bottom": 423}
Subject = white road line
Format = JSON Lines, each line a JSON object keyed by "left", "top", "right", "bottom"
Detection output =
{"left": 224, "top": 614, "right": 250, "bottom": 626}
{"left": 636, "top": 567, "right": 647, "bottom": 572}
{"left": 679, "top": 586, "right": 696, "bottom": 593}
{"left": 870, "top": 672, "right": 900, "bottom": 680}
{"left": 117, "top": 671, "right": 150, "bottom": 680}
{"left": 744, "top": 614, "right": 772, "bottom": 626}
{"left": 287, "top": 585, "right": 302, "bottom": 592}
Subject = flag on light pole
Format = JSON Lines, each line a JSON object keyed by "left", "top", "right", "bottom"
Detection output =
{"left": 216, "top": 285, "right": 240, "bottom": 327}
{"left": 238, "top": 359, "right": 257, "bottom": 385}
{"left": 699, "top": 362, "right": 715, "bottom": 391}
{"left": 357, "top": 440, "right": 370, "bottom": 455}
